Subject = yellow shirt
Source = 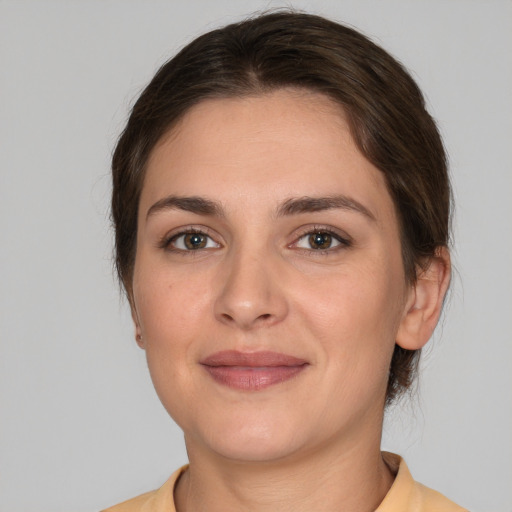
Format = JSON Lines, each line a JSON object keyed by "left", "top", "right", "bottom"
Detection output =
{"left": 102, "top": 454, "right": 467, "bottom": 512}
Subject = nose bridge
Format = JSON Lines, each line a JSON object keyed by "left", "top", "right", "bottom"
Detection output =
{"left": 214, "top": 237, "right": 287, "bottom": 329}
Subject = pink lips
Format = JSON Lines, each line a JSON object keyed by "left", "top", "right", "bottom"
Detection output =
{"left": 200, "top": 350, "right": 308, "bottom": 391}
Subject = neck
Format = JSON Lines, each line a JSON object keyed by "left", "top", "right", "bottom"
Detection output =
{"left": 175, "top": 422, "right": 394, "bottom": 512}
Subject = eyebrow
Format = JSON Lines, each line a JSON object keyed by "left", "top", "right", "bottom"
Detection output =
{"left": 146, "top": 194, "right": 375, "bottom": 221}
{"left": 276, "top": 195, "right": 376, "bottom": 221}
{"left": 146, "top": 195, "right": 224, "bottom": 220}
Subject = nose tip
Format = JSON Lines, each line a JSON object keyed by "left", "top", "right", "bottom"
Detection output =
{"left": 214, "top": 258, "right": 288, "bottom": 330}
{"left": 219, "top": 310, "right": 274, "bottom": 329}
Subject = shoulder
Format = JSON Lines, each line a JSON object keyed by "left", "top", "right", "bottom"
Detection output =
{"left": 412, "top": 481, "right": 468, "bottom": 512}
{"left": 378, "top": 453, "right": 468, "bottom": 512}
{"left": 100, "top": 466, "right": 187, "bottom": 512}
{"left": 101, "top": 489, "right": 157, "bottom": 512}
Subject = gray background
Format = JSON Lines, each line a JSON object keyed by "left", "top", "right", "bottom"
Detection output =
{"left": 1, "top": 1, "right": 511, "bottom": 511}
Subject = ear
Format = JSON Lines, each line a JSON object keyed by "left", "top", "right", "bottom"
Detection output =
{"left": 129, "top": 293, "right": 145, "bottom": 349}
{"left": 396, "top": 247, "right": 451, "bottom": 350}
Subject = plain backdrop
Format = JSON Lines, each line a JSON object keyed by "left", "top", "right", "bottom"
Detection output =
{"left": 1, "top": 1, "right": 511, "bottom": 511}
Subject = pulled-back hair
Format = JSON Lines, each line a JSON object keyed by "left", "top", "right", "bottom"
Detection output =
{"left": 112, "top": 11, "right": 451, "bottom": 404}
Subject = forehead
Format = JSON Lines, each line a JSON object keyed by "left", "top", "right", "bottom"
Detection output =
{"left": 141, "top": 90, "right": 394, "bottom": 223}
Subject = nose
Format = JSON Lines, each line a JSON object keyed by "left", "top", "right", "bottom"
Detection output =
{"left": 213, "top": 249, "right": 289, "bottom": 330}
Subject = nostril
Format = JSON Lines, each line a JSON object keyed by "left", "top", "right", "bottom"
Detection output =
{"left": 219, "top": 311, "right": 273, "bottom": 326}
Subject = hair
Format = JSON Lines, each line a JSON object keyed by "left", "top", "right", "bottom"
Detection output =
{"left": 111, "top": 10, "right": 451, "bottom": 404}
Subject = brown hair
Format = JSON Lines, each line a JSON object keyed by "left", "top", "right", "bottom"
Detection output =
{"left": 111, "top": 11, "right": 451, "bottom": 404}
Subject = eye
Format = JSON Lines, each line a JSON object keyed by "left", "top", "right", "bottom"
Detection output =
{"left": 294, "top": 230, "right": 348, "bottom": 251}
{"left": 169, "top": 231, "right": 220, "bottom": 251}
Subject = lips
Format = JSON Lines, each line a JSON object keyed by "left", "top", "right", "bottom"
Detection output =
{"left": 200, "top": 350, "right": 309, "bottom": 391}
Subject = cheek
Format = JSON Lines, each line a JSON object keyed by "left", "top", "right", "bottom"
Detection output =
{"left": 297, "top": 262, "right": 405, "bottom": 342}
{"left": 132, "top": 260, "right": 213, "bottom": 400}
{"left": 134, "top": 256, "right": 210, "bottom": 335}
{"left": 132, "top": 263, "right": 210, "bottom": 418}
{"left": 292, "top": 257, "right": 406, "bottom": 390}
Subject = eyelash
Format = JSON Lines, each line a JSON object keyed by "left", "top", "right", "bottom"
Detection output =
{"left": 158, "top": 225, "right": 352, "bottom": 255}
{"left": 291, "top": 225, "right": 352, "bottom": 256}
{"left": 158, "top": 227, "right": 220, "bottom": 254}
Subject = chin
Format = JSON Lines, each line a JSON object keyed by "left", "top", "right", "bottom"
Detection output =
{"left": 188, "top": 411, "right": 310, "bottom": 464}
{"left": 211, "top": 434, "right": 302, "bottom": 464}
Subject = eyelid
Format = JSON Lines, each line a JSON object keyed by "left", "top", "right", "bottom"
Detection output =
{"left": 158, "top": 225, "right": 222, "bottom": 251}
{"left": 157, "top": 224, "right": 351, "bottom": 253}
{"left": 289, "top": 225, "right": 352, "bottom": 252}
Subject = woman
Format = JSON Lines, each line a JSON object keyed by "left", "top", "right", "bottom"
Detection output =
{"left": 104, "top": 11, "right": 465, "bottom": 511}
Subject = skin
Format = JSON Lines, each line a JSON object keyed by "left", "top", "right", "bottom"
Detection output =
{"left": 131, "top": 89, "right": 450, "bottom": 512}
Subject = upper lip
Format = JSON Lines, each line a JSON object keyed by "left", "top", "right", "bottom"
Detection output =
{"left": 201, "top": 350, "right": 308, "bottom": 367}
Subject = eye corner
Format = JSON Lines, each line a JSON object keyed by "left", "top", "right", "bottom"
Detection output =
{"left": 157, "top": 226, "right": 222, "bottom": 253}
{"left": 290, "top": 225, "right": 353, "bottom": 254}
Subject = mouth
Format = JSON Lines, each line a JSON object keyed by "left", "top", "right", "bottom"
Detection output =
{"left": 200, "top": 350, "right": 309, "bottom": 391}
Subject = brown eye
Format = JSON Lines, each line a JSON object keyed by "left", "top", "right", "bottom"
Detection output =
{"left": 169, "top": 231, "right": 220, "bottom": 251}
{"left": 184, "top": 233, "right": 207, "bottom": 250}
{"left": 294, "top": 230, "right": 347, "bottom": 252}
{"left": 308, "top": 232, "right": 333, "bottom": 250}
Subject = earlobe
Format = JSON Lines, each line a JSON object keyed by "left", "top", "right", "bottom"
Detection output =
{"left": 135, "top": 331, "right": 144, "bottom": 348}
{"left": 129, "top": 296, "right": 145, "bottom": 349}
{"left": 396, "top": 247, "right": 451, "bottom": 351}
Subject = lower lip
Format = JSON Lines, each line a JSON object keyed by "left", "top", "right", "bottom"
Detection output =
{"left": 202, "top": 365, "right": 307, "bottom": 391}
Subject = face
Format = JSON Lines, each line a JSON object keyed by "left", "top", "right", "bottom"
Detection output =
{"left": 132, "top": 90, "right": 412, "bottom": 463}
